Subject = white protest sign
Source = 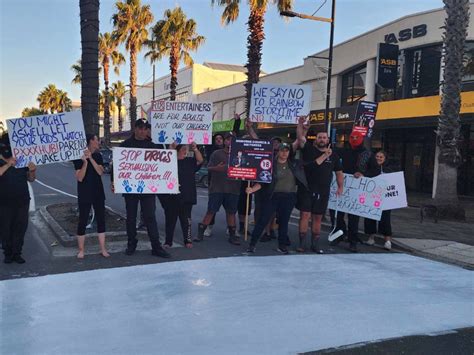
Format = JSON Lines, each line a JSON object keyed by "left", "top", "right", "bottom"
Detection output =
{"left": 7, "top": 111, "right": 87, "bottom": 168}
{"left": 150, "top": 100, "right": 213, "bottom": 145}
{"left": 113, "top": 147, "right": 179, "bottom": 194}
{"left": 374, "top": 171, "right": 408, "bottom": 210}
{"left": 328, "top": 173, "right": 387, "bottom": 221}
{"left": 249, "top": 83, "right": 312, "bottom": 124}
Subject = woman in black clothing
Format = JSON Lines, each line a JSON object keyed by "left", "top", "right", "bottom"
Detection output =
{"left": 364, "top": 150, "right": 393, "bottom": 250}
{"left": 162, "top": 142, "right": 203, "bottom": 248}
{"left": 0, "top": 135, "right": 37, "bottom": 264}
{"left": 245, "top": 143, "right": 308, "bottom": 254}
{"left": 74, "top": 134, "right": 109, "bottom": 259}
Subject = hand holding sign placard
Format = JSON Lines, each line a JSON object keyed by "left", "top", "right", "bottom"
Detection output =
{"left": 249, "top": 84, "right": 312, "bottom": 124}
{"left": 6, "top": 111, "right": 87, "bottom": 168}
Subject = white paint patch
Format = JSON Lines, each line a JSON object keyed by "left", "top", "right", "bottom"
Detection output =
{"left": 1, "top": 254, "right": 472, "bottom": 354}
{"left": 192, "top": 278, "right": 212, "bottom": 287}
{"left": 34, "top": 179, "right": 77, "bottom": 199}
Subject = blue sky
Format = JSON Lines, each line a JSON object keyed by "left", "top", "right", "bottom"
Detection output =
{"left": 0, "top": 0, "right": 444, "bottom": 124}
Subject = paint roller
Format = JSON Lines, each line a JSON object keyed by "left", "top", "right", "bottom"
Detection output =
{"left": 328, "top": 195, "right": 344, "bottom": 242}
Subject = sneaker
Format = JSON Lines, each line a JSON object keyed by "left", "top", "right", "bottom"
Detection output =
{"left": 228, "top": 236, "right": 241, "bottom": 246}
{"left": 260, "top": 234, "right": 272, "bottom": 242}
{"left": 277, "top": 246, "right": 289, "bottom": 255}
{"left": 125, "top": 246, "right": 136, "bottom": 255}
{"left": 4, "top": 255, "right": 13, "bottom": 264}
{"left": 163, "top": 243, "right": 172, "bottom": 249}
{"left": 151, "top": 248, "right": 171, "bottom": 258}
{"left": 311, "top": 240, "right": 323, "bottom": 254}
{"left": 246, "top": 245, "right": 256, "bottom": 253}
{"left": 366, "top": 237, "right": 375, "bottom": 246}
{"left": 203, "top": 225, "right": 213, "bottom": 237}
{"left": 384, "top": 240, "right": 392, "bottom": 250}
{"left": 12, "top": 255, "right": 26, "bottom": 264}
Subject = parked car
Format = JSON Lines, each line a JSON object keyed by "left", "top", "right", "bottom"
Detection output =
{"left": 100, "top": 149, "right": 112, "bottom": 174}
{"left": 195, "top": 165, "right": 208, "bottom": 187}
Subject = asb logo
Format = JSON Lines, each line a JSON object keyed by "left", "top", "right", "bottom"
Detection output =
{"left": 384, "top": 24, "right": 427, "bottom": 44}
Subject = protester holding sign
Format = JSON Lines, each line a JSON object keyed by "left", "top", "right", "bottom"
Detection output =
{"left": 245, "top": 143, "right": 308, "bottom": 255}
{"left": 111, "top": 119, "right": 170, "bottom": 259}
{"left": 0, "top": 133, "right": 37, "bottom": 264}
{"left": 161, "top": 142, "right": 203, "bottom": 249}
{"left": 73, "top": 134, "right": 109, "bottom": 259}
{"left": 195, "top": 133, "right": 242, "bottom": 245}
{"left": 364, "top": 151, "right": 394, "bottom": 250}
{"left": 296, "top": 123, "right": 344, "bottom": 254}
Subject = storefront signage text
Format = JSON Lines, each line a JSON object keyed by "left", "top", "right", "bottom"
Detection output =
{"left": 384, "top": 24, "right": 427, "bottom": 44}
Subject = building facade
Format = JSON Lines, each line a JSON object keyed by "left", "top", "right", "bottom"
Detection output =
{"left": 197, "top": 6, "right": 474, "bottom": 196}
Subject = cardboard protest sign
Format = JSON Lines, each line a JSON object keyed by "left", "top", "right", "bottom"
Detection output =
{"left": 374, "top": 171, "right": 407, "bottom": 210}
{"left": 227, "top": 139, "right": 273, "bottom": 183}
{"left": 249, "top": 84, "right": 312, "bottom": 124}
{"left": 6, "top": 111, "right": 87, "bottom": 168}
{"left": 353, "top": 101, "right": 378, "bottom": 138}
{"left": 113, "top": 147, "right": 179, "bottom": 194}
{"left": 328, "top": 173, "right": 387, "bottom": 221}
{"left": 150, "top": 100, "right": 213, "bottom": 145}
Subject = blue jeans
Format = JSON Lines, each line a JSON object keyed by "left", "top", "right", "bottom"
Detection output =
{"left": 250, "top": 192, "right": 297, "bottom": 247}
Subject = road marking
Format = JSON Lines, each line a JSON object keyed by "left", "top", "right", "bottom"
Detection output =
{"left": 35, "top": 179, "right": 77, "bottom": 199}
{"left": 27, "top": 182, "right": 35, "bottom": 212}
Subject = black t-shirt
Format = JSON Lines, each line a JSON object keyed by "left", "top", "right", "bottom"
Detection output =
{"left": 301, "top": 142, "right": 342, "bottom": 195}
{"left": 177, "top": 157, "right": 201, "bottom": 205}
{"left": 73, "top": 152, "right": 105, "bottom": 203}
{"left": 0, "top": 161, "right": 30, "bottom": 206}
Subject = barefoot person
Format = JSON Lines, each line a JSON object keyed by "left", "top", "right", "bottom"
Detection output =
{"left": 0, "top": 134, "right": 37, "bottom": 264}
{"left": 74, "top": 134, "right": 109, "bottom": 259}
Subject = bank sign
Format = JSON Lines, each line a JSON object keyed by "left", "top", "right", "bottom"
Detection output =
{"left": 384, "top": 24, "right": 427, "bottom": 44}
{"left": 377, "top": 43, "right": 399, "bottom": 89}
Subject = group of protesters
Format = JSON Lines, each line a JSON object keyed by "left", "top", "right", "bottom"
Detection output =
{"left": 1, "top": 114, "right": 393, "bottom": 264}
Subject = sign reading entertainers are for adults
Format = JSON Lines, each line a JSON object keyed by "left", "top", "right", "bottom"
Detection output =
{"left": 6, "top": 111, "right": 87, "bottom": 168}
{"left": 150, "top": 100, "right": 213, "bottom": 145}
{"left": 249, "top": 83, "right": 312, "bottom": 124}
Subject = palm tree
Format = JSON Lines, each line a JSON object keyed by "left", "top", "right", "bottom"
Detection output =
{"left": 111, "top": 80, "right": 126, "bottom": 132}
{"left": 145, "top": 7, "right": 205, "bottom": 101}
{"left": 21, "top": 107, "right": 47, "bottom": 117}
{"left": 99, "top": 32, "right": 126, "bottom": 144}
{"left": 56, "top": 90, "right": 73, "bottom": 113}
{"left": 37, "top": 84, "right": 72, "bottom": 114}
{"left": 433, "top": 0, "right": 470, "bottom": 218}
{"left": 212, "top": 0, "right": 293, "bottom": 115}
{"left": 71, "top": 60, "right": 82, "bottom": 85}
{"left": 80, "top": 0, "right": 100, "bottom": 135}
{"left": 112, "top": 0, "right": 153, "bottom": 126}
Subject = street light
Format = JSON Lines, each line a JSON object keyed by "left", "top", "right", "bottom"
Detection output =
{"left": 281, "top": 0, "right": 336, "bottom": 133}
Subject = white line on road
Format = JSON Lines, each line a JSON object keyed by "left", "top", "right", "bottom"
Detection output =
{"left": 35, "top": 179, "right": 77, "bottom": 199}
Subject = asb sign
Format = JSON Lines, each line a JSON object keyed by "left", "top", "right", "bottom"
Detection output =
{"left": 384, "top": 24, "right": 427, "bottom": 44}
{"left": 377, "top": 43, "right": 399, "bottom": 89}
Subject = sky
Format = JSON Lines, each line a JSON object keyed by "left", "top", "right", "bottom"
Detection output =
{"left": 0, "top": 0, "right": 445, "bottom": 125}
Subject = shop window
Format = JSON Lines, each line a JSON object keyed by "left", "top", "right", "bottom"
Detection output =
{"left": 462, "top": 41, "right": 474, "bottom": 92}
{"left": 341, "top": 65, "right": 366, "bottom": 105}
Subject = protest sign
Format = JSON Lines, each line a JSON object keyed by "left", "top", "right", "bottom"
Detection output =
{"left": 328, "top": 173, "right": 387, "bottom": 221}
{"left": 374, "top": 171, "right": 407, "bottom": 210}
{"left": 150, "top": 100, "right": 213, "bottom": 145}
{"left": 249, "top": 84, "right": 312, "bottom": 124}
{"left": 227, "top": 139, "right": 273, "bottom": 183}
{"left": 113, "top": 147, "right": 179, "bottom": 194}
{"left": 353, "top": 101, "right": 378, "bottom": 138}
{"left": 6, "top": 111, "right": 87, "bottom": 168}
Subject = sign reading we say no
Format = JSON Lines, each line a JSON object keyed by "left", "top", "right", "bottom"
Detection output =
{"left": 249, "top": 84, "right": 312, "bottom": 124}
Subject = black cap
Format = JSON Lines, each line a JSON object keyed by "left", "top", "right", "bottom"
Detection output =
{"left": 135, "top": 119, "right": 147, "bottom": 128}
{"left": 224, "top": 132, "right": 234, "bottom": 139}
{"left": 278, "top": 143, "right": 291, "bottom": 151}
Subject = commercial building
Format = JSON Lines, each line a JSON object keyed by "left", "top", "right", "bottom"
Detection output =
{"left": 196, "top": 5, "right": 474, "bottom": 196}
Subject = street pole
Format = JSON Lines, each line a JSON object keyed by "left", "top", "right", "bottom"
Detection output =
{"left": 325, "top": 0, "right": 336, "bottom": 134}
{"left": 152, "top": 64, "right": 156, "bottom": 101}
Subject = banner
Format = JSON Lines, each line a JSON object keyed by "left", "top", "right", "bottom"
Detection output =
{"left": 113, "top": 147, "right": 179, "bottom": 194}
{"left": 353, "top": 101, "right": 378, "bottom": 138}
{"left": 6, "top": 111, "right": 87, "bottom": 168}
{"left": 374, "top": 171, "right": 407, "bottom": 210}
{"left": 376, "top": 43, "right": 399, "bottom": 89}
{"left": 328, "top": 173, "right": 387, "bottom": 221}
{"left": 249, "top": 84, "right": 312, "bottom": 124}
{"left": 150, "top": 100, "right": 213, "bottom": 145}
{"left": 212, "top": 119, "right": 245, "bottom": 133}
{"left": 227, "top": 139, "right": 273, "bottom": 183}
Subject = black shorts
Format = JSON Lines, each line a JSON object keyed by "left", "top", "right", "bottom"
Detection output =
{"left": 296, "top": 188, "right": 329, "bottom": 215}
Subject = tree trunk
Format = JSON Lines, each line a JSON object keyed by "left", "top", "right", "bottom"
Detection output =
{"left": 118, "top": 100, "right": 123, "bottom": 132}
{"left": 79, "top": 0, "right": 99, "bottom": 136}
{"left": 103, "top": 58, "right": 111, "bottom": 145}
{"left": 245, "top": 8, "right": 265, "bottom": 118}
{"left": 129, "top": 44, "right": 138, "bottom": 126}
{"left": 169, "top": 44, "right": 178, "bottom": 101}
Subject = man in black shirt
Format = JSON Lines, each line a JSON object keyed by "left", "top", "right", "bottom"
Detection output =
{"left": 111, "top": 119, "right": 170, "bottom": 258}
{"left": 296, "top": 127, "right": 344, "bottom": 253}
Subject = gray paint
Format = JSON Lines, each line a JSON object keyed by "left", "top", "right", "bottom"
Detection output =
{"left": 1, "top": 254, "right": 472, "bottom": 354}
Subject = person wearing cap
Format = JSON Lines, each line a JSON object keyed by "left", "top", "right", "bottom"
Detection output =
{"left": 195, "top": 131, "right": 242, "bottom": 245}
{"left": 331, "top": 129, "right": 374, "bottom": 252}
{"left": 245, "top": 143, "right": 308, "bottom": 254}
{"left": 0, "top": 133, "right": 37, "bottom": 264}
{"left": 111, "top": 119, "right": 170, "bottom": 258}
{"left": 296, "top": 118, "right": 344, "bottom": 254}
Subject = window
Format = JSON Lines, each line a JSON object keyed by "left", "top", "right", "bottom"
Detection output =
{"left": 341, "top": 65, "right": 366, "bottom": 105}
{"left": 462, "top": 41, "right": 474, "bottom": 92}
